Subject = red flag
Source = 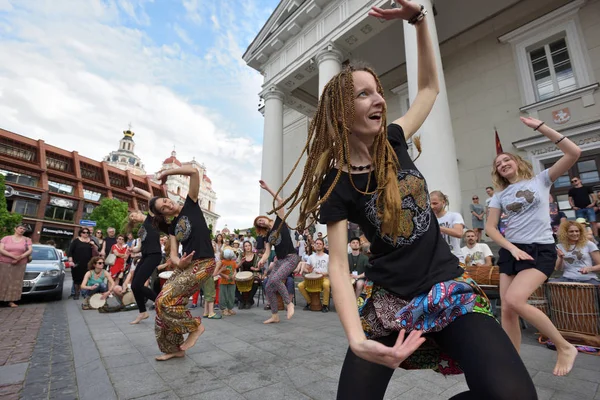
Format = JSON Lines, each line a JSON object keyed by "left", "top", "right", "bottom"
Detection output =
{"left": 495, "top": 128, "right": 504, "bottom": 155}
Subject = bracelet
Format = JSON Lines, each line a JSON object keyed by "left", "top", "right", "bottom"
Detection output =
{"left": 408, "top": 5, "right": 428, "bottom": 25}
{"left": 555, "top": 136, "right": 566, "bottom": 145}
{"left": 534, "top": 121, "right": 545, "bottom": 131}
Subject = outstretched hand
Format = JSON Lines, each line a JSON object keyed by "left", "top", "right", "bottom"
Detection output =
{"left": 350, "top": 329, "right": 425, "bottom": 369}
{"left": 155, "top": 172, "right": 168, "bottom": 185}
{"left": 519, "top": 116, "right": 543, "bottom": 130}
{"left": 368, "top": 0, "right": 422, "bottom": 21}
{"left": 178, "top": 251, "right": 195, "bottom": 269}
{"left": 259, "top": 180, "right": 271, "bottom": 192}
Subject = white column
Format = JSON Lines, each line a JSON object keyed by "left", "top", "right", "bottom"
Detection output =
{"left": 314, "top": 44, "right": 343, "bottom": 237}
{"left": 316, "top": 43, "right": 343, "bottom": 95}
{"left": 403, "top": 2, "right": 462, "bottom": 212}
{"left": 260, "top": 87, "right": 285, "bottom": 215}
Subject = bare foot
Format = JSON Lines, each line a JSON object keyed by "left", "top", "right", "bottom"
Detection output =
{"left": 155, "top": 350, "right": 185, "bottom": 361}
{"left": 286, "top": 302, "right": 294, "bottom": 320}
{"left": 8, "top": 302, "right": 18, "bottom": 308}
{"left": 553, "top": 344, "right": 578, "bottom": 376}
{"left": 130, "top": 312, "right": 149, "bottom": 325}
{"left": 263, "top": 315, "right": 280, "bottom": 324}
{"left": 180, "top": 324, "right": 205, "bottom": 351}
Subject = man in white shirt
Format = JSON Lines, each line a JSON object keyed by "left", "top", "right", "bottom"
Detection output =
{"left": 461, "top": 230, "right": 493, "bottom": 267}
{"left": 297, "top": 239, "right": 331, "bottom": 312}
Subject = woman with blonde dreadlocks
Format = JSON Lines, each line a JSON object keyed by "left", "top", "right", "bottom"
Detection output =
{"left": 272, "top": 2, "right": 537, "bottom": 399}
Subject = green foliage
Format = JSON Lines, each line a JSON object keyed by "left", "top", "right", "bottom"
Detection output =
{"left": 0, "top": 175, "right": 23, "bottom": 237}
{"left": 208, "top": 224, "right": 214, "bottom": 240}
{"left": 249, "top": 227, "right": 257, "bottom": 238}
{"left": 88, "top": 198, "right": 129, "bottom": 235}
{"left": 233, "top": 228, "right": 240, "bottom": 235}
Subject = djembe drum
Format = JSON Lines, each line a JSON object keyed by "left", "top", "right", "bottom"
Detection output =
{"left": 158, "top": 271, "right": 173, "bottom": 288}
{"left": 465, "top": 266, "right": 500, "bottom": 286}
{"left": 528, "top": 285, "right": 550, "bottom": 316}
{"left": 304, "top": 272, "right": 324, "bottom": 311}
{"left": 235, "top": 271, "right": 254, "bottom": 307}
{"left": 546, "top": 282, "right": 600, "bottom": 347}
{"left": 89, "top": 293, "right": 106, "bottom": 309}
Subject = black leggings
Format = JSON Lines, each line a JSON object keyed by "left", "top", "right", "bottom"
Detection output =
{"left": 337, "top": 313, "right": 537, "bottom": 400}
{"left": 131, "top": 253, "right": 162, "bottom": 313}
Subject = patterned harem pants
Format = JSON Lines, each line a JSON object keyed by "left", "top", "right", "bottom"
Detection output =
{"left": 155, "top": 258, "right": 215, "bottom": 354}
{"left": 265, "top": 254, "right": 300, "bottom": 315}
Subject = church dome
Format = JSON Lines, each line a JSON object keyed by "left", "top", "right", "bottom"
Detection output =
{"left": 163, "top": 150, "right": 182, "bottom": 167}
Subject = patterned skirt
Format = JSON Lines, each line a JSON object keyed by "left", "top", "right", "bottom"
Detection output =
{"left": 358, "top": 272, "right": 494, "bottom": 375}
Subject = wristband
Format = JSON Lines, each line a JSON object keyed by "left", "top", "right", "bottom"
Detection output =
{"left": 408, "top": 5, "right": 428, "bottom": 25}
{"left": 555, "top": 136, "right": 566, "bottom": 145}
{"left": 534, "top": 121, "right": 545, "bottom": 131}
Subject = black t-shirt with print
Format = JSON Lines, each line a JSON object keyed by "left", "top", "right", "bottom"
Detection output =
{"left": 319, "top": 123, "right": 463, "bottom": 299}
{"left": 139, "top": 215, "right": 162, "bottom": 257}
{"left": 568, "top": 186, "right": 593, "bottom": 208}
{"left": 168, "top": 195, "right": 215, "bottom": 260}
{"left": 267, "top": 216, "right": 296, "bottom": 260}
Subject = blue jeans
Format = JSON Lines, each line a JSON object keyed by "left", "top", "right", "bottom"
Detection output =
{"left": 575, "top": 208, "right": 596, "bottom": 222}
{"left": 82, "top": 283, "right": 108, "bottom": 298}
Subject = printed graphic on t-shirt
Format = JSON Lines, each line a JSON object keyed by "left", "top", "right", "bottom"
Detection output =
{"left": 365, "top": 169, "right": 431, "bottom": 246}
{"left": 438, "top": 222, "right": 456, "bottom": 251}
{"left": 309, "top": 255, "right": 329, "bottom": 273}
{"left": 268, "top": 231, "right": 282, "bottom": 247}
{"left": 138, "top": 226, "right": 147, "bottom": 242}
{"left": 504, "top": 188, "right": 538, "bottom": 216}
{"left": 469, "top": 251, "right": 484, "bottom": 263}
{"left": 174, "top": 216, "right": 192, "bottom": 242}
{"left": 564, "top": 250, "right": 583, "bottom": 264}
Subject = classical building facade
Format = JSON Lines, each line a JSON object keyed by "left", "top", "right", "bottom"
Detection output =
{"left": 0, "top": 128, "right": 166, "bottom": 250}
{"left": 104, "top": 128, "right": 147, "bottom": 176}
{"left": 154, "top": 150, "right": 219, "bottom": 232}
{"left": 244, "top": 0, "right": 600, "bottom": 227}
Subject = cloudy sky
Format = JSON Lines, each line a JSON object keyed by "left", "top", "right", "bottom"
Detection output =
{"left": 0, "top": 0, "right": 279, "bottom": 230}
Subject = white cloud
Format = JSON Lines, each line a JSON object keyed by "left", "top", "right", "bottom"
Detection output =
{"left": 0, "top": 1, "right": 274, "bottom": 230}
{"left": 182, "top": 0, "right": 202, "bottom": 25}
{"left": 173, "top": 23, "right": 193, "bottom": 46}
{"left": 210, "top": 15, "right": 220, "bottom": 30}
{"left": 0, "top": 0, "right": 12, "bottom": 12}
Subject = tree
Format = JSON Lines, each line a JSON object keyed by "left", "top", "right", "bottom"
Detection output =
{"left": 208, "top": 224, "right": 214, "bottom": 240}
{"left": 249, "top": 227, "right": 257, "bottom": 238}
{"left": 0, "top": 174, "right": 23, "bottom": 237}
{"left": 88, "top": 198, "right": 129, "bottom": 234}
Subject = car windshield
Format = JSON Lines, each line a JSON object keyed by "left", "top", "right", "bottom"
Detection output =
{"left": 32, "top": 247, "right": 58, "bottom": 261}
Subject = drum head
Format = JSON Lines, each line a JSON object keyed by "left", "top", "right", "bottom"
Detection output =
{"left": 305, "top": 272, "right": 323, "bottom": 279}
{"left": 89, "top": 293, "right": 106, "bottom": 309}
{"left": 158, "top": 271, "right": 173, "bottom": 280}
{"left": 122, "top": 291, "right": 135, "bottom": 306}
{"left": 236, "top": 271, "right": 253, "bottom": 280}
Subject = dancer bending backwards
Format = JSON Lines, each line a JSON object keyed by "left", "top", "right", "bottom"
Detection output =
{"left": 125, "top": 185, "right": 165, "bottom": 324}
{"left": 270, "top": 2, "right": 538, "bottom": 399}
{"left": 149, "top": 165, "right": 216, "bottom": 361}
{"left": 486, "top": 117, "right": 580, "bottom": 376}
{"left": 254, "top": 180, "right": 298, "bottom": 324}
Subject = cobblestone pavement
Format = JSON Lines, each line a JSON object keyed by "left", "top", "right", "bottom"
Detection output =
{"left": 9, "top": 276, "right": 600, "bottom": 399}
{"left": 0, "top": 304, "right": 45, "bottom": 400}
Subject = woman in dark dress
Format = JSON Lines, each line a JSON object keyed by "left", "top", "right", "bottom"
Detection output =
{"left": 68, "top": 228, "right": 98, "bottom": 300}
{"left": 236, "top": 240, "right": 260, "bottom": 308}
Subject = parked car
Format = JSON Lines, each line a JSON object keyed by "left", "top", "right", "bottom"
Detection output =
{"left": 22, "top": 244, "right": 66, "bottom": 300}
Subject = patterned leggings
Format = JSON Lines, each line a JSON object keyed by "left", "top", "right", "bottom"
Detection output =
{"left": 265, "top": 254, "right": 300, "bottom": 315}
{"left": 155, "top": 258, "right": 215, "bottom": 354}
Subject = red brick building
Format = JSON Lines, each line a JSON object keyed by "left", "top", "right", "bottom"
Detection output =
{"left": 1, "top": 128, "right": 166, "bottom": 250}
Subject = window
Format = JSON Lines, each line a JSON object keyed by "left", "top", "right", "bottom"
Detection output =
{"left": 44, "top": 205, "right": 75, "bottom": 222}
{"left": 0, "top": 168, "right": 39, "bottom": 187}
{"left": 529, "top": 37, "right": 576, "bottom": 101}
{"left": 498, "top": 1, "right": 592, "bottom": 106}
{"left": 48, "top": 181, "right": 75, "bottom": 195}
{"left": 83, "top": 189, "right": 102, "bottom": 202}
{"left": 13, "top": 199, "right": 39, "bottom": 217}
{"left": 577, "top": 160, "right": 599, "bottom": 184}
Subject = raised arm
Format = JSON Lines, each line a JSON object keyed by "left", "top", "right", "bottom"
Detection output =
{"left": 126, "top": 185, "right": 152, "bottom": 200}
{"left": 520, "top": 117, "right": 581, "bottom": 182}
{"left": 259, "top": 180, "right": 285, "bottom": 220}
{"left": 370, "top": 1, "right": 439, "bottom": 140}
{"left": 156, "top": 166, "right": 200, "bottom": 202}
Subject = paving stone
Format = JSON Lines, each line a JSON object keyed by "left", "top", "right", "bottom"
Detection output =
{"left": 297, "top": 378, "right": 339, "bottom": 400}
{"left": 0, "top": 362, "right": 28, "bottom": 385}
{"left": 129, "top": 389, "right": 181, "bottom": 400}
{"left": 533, "top": 371, "right": 598, "bottom": 398}
{"left": 224, "top": 370, "right": 282, "bottom": 393}
{"left": 243, "top": 382, "right": 312, "bottom": 400}
{"left": 109, "top": 362, "right": 168, "bottom": 399}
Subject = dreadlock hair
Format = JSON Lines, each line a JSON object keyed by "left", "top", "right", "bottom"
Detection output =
{"left": 268, "top": 63, "right": 407, "bottom": 241}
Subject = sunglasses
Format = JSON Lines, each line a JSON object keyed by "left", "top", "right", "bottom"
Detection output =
{"left": 571, "top": 179, "right": 579, "bottom": 183}
{"left": 96, "top": 261, "right": 104, "bottom": 265}
{"left": 472, "top": 197, "right": 478, "bottom": 200}
{"left": 82, "top": 231, "right": 90, "bottom": 234}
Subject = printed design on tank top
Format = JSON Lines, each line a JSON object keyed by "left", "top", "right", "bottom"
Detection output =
{"left": 268, "top": 231, "right": 282, "bottom": 247}
{"left": 505, "top": 189, "right": 536, "bottom": 214}
{"left": 138, "top": 226, "right": 147, "bottom": 242}
{"left": 174, "top": 216, "right": 192, "bottom": 242}
{"left": 564, "top": 249, "right": 583, "bottom": 264}
{"left": 365, "top": 169, "right": 431, "bottom": 246}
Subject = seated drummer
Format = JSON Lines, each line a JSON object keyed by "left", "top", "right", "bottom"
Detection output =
{"left": 298, "top": 238, "right": 331, "bottom": 312}
{"left": 461, "top": 230, "right": 493, "bottom": 267}
{"left": 554, "top": 221, "right": 600, "bottom": 285}
{"left": 81, "top": 256, "right": 116, "bottom": 310}
{"left": 235, "top": 240, "right": 261, "bottom": 309}
{"left": 348, "top": 237, "right": 370, "bottom": 298}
